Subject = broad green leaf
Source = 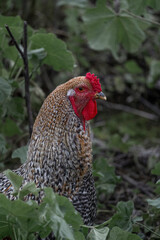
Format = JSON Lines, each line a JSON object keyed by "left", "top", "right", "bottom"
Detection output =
{"left": 108, "top": 201, "right": 134, "bottom": 231}
{"left": 108, "top": 226, "right": 142, "bottom": 240}
{"left": 30, "top": 33, "right": 74, "bottom": 71}
{"left": 0, "top": 15, "right": 23, "bottom": 27}
{"left": 4, "top": 169, "right": 23, "bottom": 193}
{"left": 0, "top": 15, "right": 23, "bottom": 46}
{"left": 87, "top": 227, "right": 109, "bottom": 240}
{"left": 83, "top": 6, "right": 146, "bottom": 57}
{"left": 2, "top": 118, "right": 21, "bottom": 137}
{"left": 42, "top": 188, "right": 82, "bottom": 239}
{"left": 12, "top": 145, "right": 28, "bottom": 164}
{"left": 147, "top": 198, "right": 160, "bottom": 209}
{"left": 0, "top": 77, "right": 12, "bottom": 104}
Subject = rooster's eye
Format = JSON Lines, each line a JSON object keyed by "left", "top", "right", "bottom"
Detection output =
{"left": 78, "top": 87, "right": 84, "bottom": 92}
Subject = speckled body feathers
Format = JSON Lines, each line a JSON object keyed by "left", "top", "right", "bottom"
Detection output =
{"left": 0, "top": 76, "right": 97, "bottom": 227}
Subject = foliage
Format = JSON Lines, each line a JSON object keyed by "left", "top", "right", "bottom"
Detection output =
{"left": 0, "top": 172, "right": 83, "bottom": 240}
{"left": 0, "top": 0, "right": 160, "bottom": 239}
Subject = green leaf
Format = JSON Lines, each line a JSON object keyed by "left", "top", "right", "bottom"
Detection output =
{"left": 83, "top": 6, "right": 146, "bottom": 57}
{"left": 0, "top": 15, "right": 23, "bottom": 28}
{"left": 151, "top": 162, "right": 160, "bottom": 176}
{"left": 56, "top": 194, "right": 83, "bottom": 229}
{"left": 12, "top": 145, "right": 28, "bottom": 164}
{"left": 120, "top": 0, "right": 147, "bottom": 15}
{"left": 147, "top": 198, "right": 160, "bottom": 209}
{"left": 93, "top": 158, "right": 120, "bottom": 195}
{"left": 4, "top": 169, "right": 23, "bottom": 193}
{"left": 87, "top": 227, "right": 109, "bottom": 240}
{"left": 0, "top": 15, "right": 24, "bottom": 48}
{"left": 30, "top": 33, "right": 74, "bottom": 71}
{"left": 2, "top": 118, "right": 21, "bottom": 137}
{"left": 42, "top": 188, "right": 82, "bottom": 240}
{"left": 108, "top": 226, "right": 142, "bottom": 240}
{"left": 4, "top": 97, "right": 25, "bottom": 120}
{"left": 108, "top": 201, "right": 134, "bottom": 231}
{"left": 19, "top": 182, "right": 40, "bottom": 200}
{"left": 0, "top": 77, "right": 12, "bottom": 104}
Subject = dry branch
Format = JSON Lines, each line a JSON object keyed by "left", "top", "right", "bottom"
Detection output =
{"left": 104, "top": 101, "right": 159, "bottom": 121}
{"left": 5, "top": 22, "right": 33, "bottom": 137}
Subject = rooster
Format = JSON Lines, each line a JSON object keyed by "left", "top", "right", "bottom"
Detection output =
{"left": 0, "top": 72, "right": 106, "bottom": 226}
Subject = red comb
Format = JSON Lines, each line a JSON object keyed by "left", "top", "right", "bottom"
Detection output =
{"left": 85, "top": 72, "right": 102, "bottom": 92}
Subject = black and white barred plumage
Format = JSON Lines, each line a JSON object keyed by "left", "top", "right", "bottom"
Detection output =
{"left": 0, "top": 76, "right": 100, "bottom": 230}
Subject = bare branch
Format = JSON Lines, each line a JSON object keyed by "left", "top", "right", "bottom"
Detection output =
{"left": 5, "top": 25, "right": 24, "bottom": 60}
{"left": 5, "top": 22, "right": 33, "bottom": 137}
{"left": 104, "top": 101, "right": 159, "bottom": 121}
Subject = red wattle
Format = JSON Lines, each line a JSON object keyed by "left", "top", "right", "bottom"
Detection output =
{"left": 82, "top": 99, "right": 97, "bottom": 121}
{"left": 69, "top": 97, "right": 97, "bottom": 131}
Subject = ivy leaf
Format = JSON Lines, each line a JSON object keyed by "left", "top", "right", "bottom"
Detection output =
{"left": 108, "top": 226, "right": 142, "bottom": 240}
{"left": 0, "top": 77, "right": 12, "bottom": 104}
{"left": 12, "top": 145, "right": 28, "bottom": 164}
{"left": 87, "top": 227, "right": 110, "bottom": 240}
{"left": 83, "top": 6, "right": 146, "bottom": 57}
{"left": 30, "top": 33, "right": 74, "bottom": 71}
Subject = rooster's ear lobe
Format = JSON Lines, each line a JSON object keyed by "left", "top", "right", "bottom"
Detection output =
{"left": 67, "top": 89, "right": 75, "bottom": 97}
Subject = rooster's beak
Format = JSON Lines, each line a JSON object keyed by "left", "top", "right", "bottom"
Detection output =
{"left": 95, "top": 92, "right": 107, "bottom": 100}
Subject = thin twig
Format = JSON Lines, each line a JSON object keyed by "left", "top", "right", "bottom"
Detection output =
{"left": 136, "top": 222, "right": 160, "bottom": 238}
{"left": 5, "top": 25, "right": 24, "bottom": 60}
{"left": 114, "top": 0, "right": 120, "bottom": 13}
{"left": 104, "top": 101, "right": 159, "bottom": 121}
{"left": 139, "top": 96, "right": 160, "bottom": 117}
{"left": 123, "top": 10, "right": 160, "bottom": 27}
{"left": 126, "top": 88, "right": 160, "bottom": 117}
{"left": 5, "top": 22, "right": 33, "bottom": 137}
